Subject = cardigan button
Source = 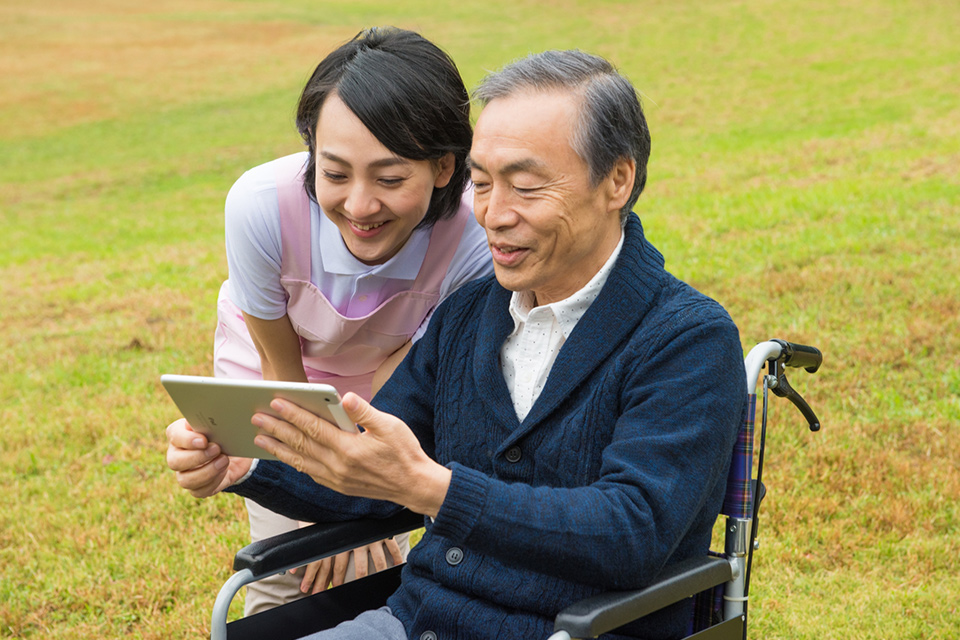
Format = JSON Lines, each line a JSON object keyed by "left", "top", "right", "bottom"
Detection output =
{"left": 420, "top": 632, "right": 438, "bottom": 640}
{"left": 505, "top": 446, "right": 522, "bottom": 463}
{"left": 445, "top": 547, "right": 464, "bottom": 566}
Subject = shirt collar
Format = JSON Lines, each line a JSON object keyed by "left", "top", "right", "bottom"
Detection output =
{"left": 507, "top": 230, "right": 625, "bottom": 339}
{"left": 317, "top": 208, "right": 431, "bottom": 280}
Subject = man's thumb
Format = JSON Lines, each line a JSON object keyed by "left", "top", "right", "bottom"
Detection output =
{"left": 341, "top": 392, "right": 387, "bottom": 433}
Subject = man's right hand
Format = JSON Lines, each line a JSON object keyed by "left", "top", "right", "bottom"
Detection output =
{"left": 166, "top": 418, "right": 252, "bottom": 498}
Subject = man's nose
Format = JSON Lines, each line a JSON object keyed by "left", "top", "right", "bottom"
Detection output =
{"left": 479, "top": 185, "right": 518, "bottom": 230}
{"left": 343, "top": 182, "right": 381, "bottom": 218}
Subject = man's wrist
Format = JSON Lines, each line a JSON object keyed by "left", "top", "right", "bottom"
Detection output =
{"left": 405, "top": 461, "right": 451, "bottom": 519}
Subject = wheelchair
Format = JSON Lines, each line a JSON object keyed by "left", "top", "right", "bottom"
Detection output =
{"left": 210, "top": 339, "right": 822, "bottom": 640}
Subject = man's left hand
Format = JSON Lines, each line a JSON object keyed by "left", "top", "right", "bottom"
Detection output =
{"left": 252, "top": 393, "right": 451, "bottom": 518}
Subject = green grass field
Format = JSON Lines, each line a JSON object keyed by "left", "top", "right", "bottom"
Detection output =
{"left": 1, "top": 0, "right": 958, "bottom": 637}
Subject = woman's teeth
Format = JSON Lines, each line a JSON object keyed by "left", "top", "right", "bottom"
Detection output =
{"left": 352, "top": 221, "right": 386, "bottom": 231}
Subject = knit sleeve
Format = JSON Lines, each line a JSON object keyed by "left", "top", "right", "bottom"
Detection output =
{"left": 224, "top": 459, "right": 402, "bottom": 522}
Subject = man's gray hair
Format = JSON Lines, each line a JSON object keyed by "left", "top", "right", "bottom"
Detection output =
{"left": 474, "top": 50, "right": 651, "bottom": 223}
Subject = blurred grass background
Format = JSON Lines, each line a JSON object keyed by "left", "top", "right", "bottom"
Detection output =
{"left": 1, "top": 0, "right": 957, "bottom": 637}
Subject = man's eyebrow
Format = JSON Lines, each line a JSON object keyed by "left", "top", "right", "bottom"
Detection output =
{"left": 466, "top": 155, "right": 547, "bottom": 176}
{"left": 319, "top": 150, "right": 409, "bottom": 169}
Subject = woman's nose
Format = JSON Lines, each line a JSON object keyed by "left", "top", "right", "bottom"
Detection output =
{"left": 343, "top": 183, "right": 381, "bottom": 218}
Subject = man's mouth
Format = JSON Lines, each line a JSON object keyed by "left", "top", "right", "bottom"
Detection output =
{"left": 490, "top": 243, "right": 529, "bottom": 266}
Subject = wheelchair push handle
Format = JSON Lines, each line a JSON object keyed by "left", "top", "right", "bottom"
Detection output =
{"left": 770, "top": 339, "right": 822, "bottom": 373}
{"left": 767, "top": 339, "right": 823, "bottom": 432}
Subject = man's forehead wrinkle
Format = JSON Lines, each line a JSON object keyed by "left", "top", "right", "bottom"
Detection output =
{"left": 469, "top": 148, "right": 550, "bottom": 178}
{"left": 501, "top": 157, "right": 549, "bottom": 177}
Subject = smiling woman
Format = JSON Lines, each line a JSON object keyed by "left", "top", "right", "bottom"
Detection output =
{"left": 312, "top": 95, "right": 456, "bottom": 265}
{"left": 198, "top": 26, "right": 493, "bottom": 616}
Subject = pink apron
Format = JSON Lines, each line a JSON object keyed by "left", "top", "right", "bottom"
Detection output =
{"left": 213, "top": 152, "right": 471, "bottom": 401}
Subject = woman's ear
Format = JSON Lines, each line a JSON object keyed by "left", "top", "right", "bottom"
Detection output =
{"left": 433, "top": 153, "right": 456, "bottom": 188}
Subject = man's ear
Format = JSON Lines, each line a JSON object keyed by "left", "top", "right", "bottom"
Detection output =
{"left": 434, "top": 153, "right": 456, "bottom": 189}
{"left": 604, "top": 157, "right": 636, "bottom": 214}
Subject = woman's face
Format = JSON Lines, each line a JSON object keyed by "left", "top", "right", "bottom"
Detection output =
{"left": 314, "top": 94, "right": 454, "bottom": 265}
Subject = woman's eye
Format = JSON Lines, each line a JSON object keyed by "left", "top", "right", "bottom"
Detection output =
{"left": 379, "top": 177, "right": 405, "bottom": 187}
{"left": 321, "top": 171, "right": 346, "bottom": 182}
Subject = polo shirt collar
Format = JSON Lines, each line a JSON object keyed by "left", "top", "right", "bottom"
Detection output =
{"left": 316, "top": 209, "right": 431, "bottom": 280}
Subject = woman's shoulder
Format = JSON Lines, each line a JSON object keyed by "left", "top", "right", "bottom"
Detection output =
{"left": 229, "top": 152, "right": 308, "bottom": 198}
{"left": 226, "top": 153, "right": 311, "bottom": 226}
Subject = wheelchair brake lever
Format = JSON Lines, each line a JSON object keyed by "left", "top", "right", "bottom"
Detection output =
{"left": 768, "top": 365, "right": 821, "bottom": 432}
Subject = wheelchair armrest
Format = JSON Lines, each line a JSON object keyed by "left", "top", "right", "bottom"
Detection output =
{"left": 233, "top": 509, "right": 424, "bottom": 578}
{"left": 553, "top": 555, "right": 733, "bottom": 638}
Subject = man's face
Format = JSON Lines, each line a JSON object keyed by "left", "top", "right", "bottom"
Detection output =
{"left": 469, "top": 90, "right": 628, "bottom": 306}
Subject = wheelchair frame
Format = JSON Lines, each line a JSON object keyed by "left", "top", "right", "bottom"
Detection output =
{"left": 210, "top": 339, "right": 822, "bottom": 640}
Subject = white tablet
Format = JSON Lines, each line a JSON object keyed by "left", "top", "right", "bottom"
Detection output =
{"left": 161, "top": 375, "right": 357, "bottom": 460}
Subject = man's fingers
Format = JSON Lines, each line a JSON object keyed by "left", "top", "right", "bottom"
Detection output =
{"left": 252, "top": 404, "right": 349, "bottom": 483}
{"left": 340, "top": 393, "right": 387, "bottom": 434}
{"left": 249, "top": 411, "right": 313, "bottom": 470}
{"left": 252, "top": 411, "right": 309, "bottom": 453}
{"left": 268, "top": 399, "right": 342, "bottom": 446}
{"left": 165, "top": 418, "right": 190, "bottom": 441}
{"left": 253, "top": 403, "right": 346, "bottom": 467}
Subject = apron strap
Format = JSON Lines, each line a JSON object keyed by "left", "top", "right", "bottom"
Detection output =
{"left": 275, "top": 152, "right": 312, "bottom": 281}
{"left": 411, "top": 185, "right": 473, "bottom": 291}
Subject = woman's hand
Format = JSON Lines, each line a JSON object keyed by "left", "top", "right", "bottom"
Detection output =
{"left": 291, "top": 538, "right": 404, "bottom": 594}
{"left": 165, "top": 418, "right": 252, "bottom": 498}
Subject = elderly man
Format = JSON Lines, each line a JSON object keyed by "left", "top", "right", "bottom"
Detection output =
{"left": 168, "top": 50, "right": 746, "bottom": 640}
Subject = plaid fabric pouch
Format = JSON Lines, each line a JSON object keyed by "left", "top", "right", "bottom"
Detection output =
{"left": 721, "top": 394, "right": 757, "bottom": 520}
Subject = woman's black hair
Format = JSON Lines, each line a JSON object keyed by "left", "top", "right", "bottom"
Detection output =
{"left": 296, "top": 27, "right": 472, "bottom": 228}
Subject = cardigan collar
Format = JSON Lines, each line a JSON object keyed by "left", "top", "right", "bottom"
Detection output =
{"left": 472, "top": 214, "right": 668, "bottom": 435}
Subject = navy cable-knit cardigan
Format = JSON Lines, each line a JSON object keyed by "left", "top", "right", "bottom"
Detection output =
{"left": 227, "top": 215, "right": 747, "bottom": 640}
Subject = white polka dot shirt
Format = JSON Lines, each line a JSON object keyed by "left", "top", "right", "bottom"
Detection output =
{"left": 500, "top": 232, "right": 625, "bottom": 421}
